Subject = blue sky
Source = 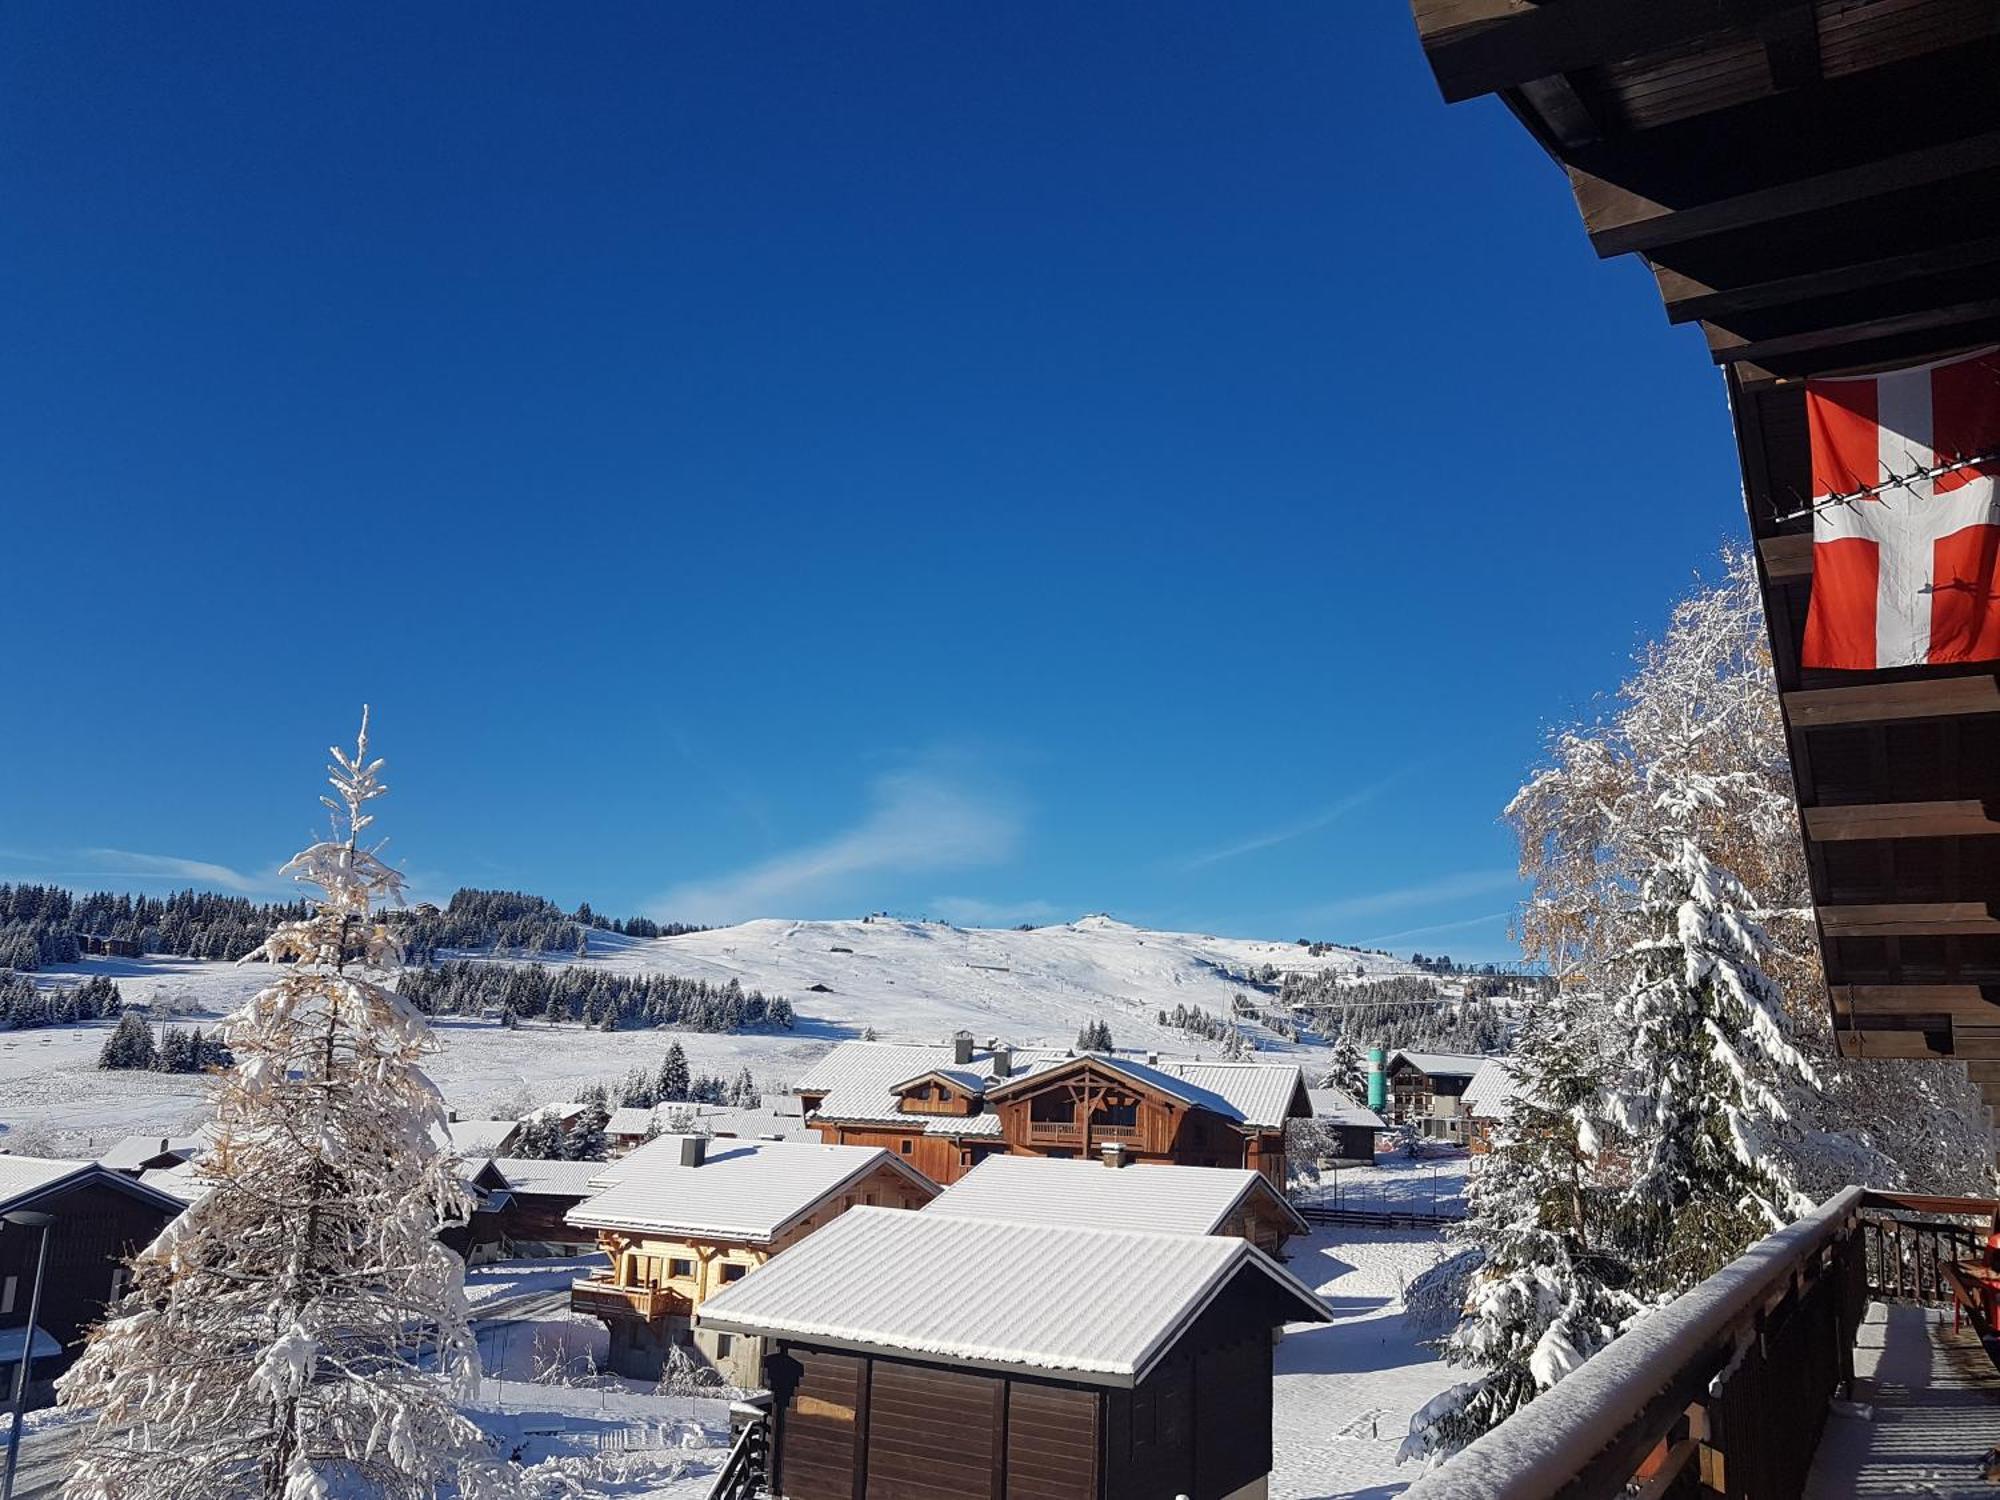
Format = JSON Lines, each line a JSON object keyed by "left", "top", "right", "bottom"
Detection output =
{"left": 0, "top": 4, "right": 1747, "bottom": 958}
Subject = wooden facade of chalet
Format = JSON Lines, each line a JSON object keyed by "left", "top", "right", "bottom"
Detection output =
{"left": 763, "top": 1280, "right": 1288, "bottom": 1500}
{"left": 567, "top": 1140, "right": 936, "bottom": 1388}
{"left": 1383, "top": 1052, "right": 1484, "bottom": 1135}
{"left": 0, "top": 1162, "right": 183, "bottom": 1406}
{"left": 802, "top": 1045, "right": 1310, "bottom": 1188}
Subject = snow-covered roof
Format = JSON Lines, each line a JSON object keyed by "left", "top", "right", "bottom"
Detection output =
{"left": 0, "top": 1154, "right": 189, "bottom": 1218}
{"left": 1388, "top": 1051, "right": 1489, "bottom": 1081}
{"left": 0, "top": 1155, "right": 88, "bottom": 1208}
{"left": 799, "top": 1041, "right": 1307, "bottom": 1136}
{"left": 606, "top": 1107, "right": 656, "bottom": 1138}
{"left": 699, "top": 1106, "right": 819, "bottom": 1143}
{"left": 1307, "top": 1087, "right": 1386, "bottom": 1130}
{"left": 98, "top": 1134, "right": 205, "bottom": 1172}
{"left": 925, "top": 1156, "right": 1308, "bottom": 1238}
{"left": 567, "top": 1139, "right": 935, "bottom": 1243}
{"left": 0, "top": 1325, "right": 61, "bottom": 1364}
{"left": 1461, "top": 1058, "right": 1522, "bottom": 1121}
{"left": 791, "top": 1042, "right": 1072, "bottom": 1126}
{"left": 696, "top": 1207, "right": 1328, "bottom": 1385}
{"left": 137, "top": 1161, "right": 213, "bottom": 1204}
{"left": 1149, "top": 1060, "right": 1311, "bottom": 1129}
{"left": 446, "top": 1119, "right": 523, "bottom": 1155}
{"left": 491, "top": 1158, "right": 614, "bottom": 1198}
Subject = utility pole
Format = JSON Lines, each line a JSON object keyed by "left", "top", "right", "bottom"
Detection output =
{"left": 2, "top": 1210, "right": 55, "bottom": 1500}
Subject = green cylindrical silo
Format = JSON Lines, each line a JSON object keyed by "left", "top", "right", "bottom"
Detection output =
{"left": 1366, "top": 1045, "right": 1387, "bottom": 1112}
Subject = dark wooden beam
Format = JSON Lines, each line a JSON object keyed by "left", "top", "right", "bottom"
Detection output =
{"left": 1783, "top": 676, "right": 2000, "bottom": 729}
{"left": 1657, "top": 234, "right": 2000, "bottom": 327}
{"left": 1756, "top": 532, "right": 1810, "bottom": 579}
{"left": 1410, "top": 0, "right": 1786, "bottom": 106}
{"left": 1835, "top": 1029, "right": 1952, "bottom": 1060}
{"left": 1819, "top": 903, "right": 2000, "bottom": 938}
{"left": 1805, "top": 801, "right": 2000, "bottom": 842}
{"left": 1708, "top": 294, "right": 2000, "bottom": 366}
{"left": 1574, "top": 132, "right": 2000, "bottom": 258}
{"left": 1831, "top": 985, "right": 2000, "bottom": 1019}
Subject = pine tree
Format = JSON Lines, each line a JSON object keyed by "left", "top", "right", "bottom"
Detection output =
{"left": 1401, "top": 984, "right": 1637, "bottom": 1462}
{"left": 1609, "top": 838, "right": 1816, "bottom": 1289}
{"left": 1324, "top": 1036, "right": 1367, "bottom": 1099}
{"left": 59, "top": 710, "right": 500, "bottom": 1500}
{"left": 98, "top": 1010, "right": 157, "bottom": 1070}
{"left": 563, "top": 1094, "right": 609, "bottom": 1162}
{"left": 513, "top": 1110, "right": 564, "bottom": 1160}
{"left": 657, "top": 1041, "right": 691, "bottom": 1102}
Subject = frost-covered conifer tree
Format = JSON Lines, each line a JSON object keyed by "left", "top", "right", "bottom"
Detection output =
{"left": 1324, "top": 1036, "right": 1367, "bottom": 1100}
{"left": 58, "top": 711, "right": 504, "bottom": 1500}
{"left": 1401, "top": 984, "right": 1637, "bottom": 1462}
{"left": 1609, "top": 838, "right": 1815, "bottom": 1288}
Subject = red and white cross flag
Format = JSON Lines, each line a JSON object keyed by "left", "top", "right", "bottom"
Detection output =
{"left": 1801, "top": 346, "right": 2000, "bottom": 671}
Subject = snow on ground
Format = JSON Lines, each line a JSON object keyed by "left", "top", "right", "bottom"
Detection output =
{"left": 466, "top": 1254, "right": 609, "bottom": 1313}
{"left": 1295, "top": 1149, "right": 1473, "bottom": 1219}
{"left": 1271, "top": 1226, "right": 1474, "bottom": 1500}
{"left": 1, "top": 915, "right": 1416, "bottom": 1147}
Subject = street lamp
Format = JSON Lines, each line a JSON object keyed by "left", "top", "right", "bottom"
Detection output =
{"left": 1, "top": 1209, "right": 54, "bottom": 1500}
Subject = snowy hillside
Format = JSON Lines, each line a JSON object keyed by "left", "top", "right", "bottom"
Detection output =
{"left": 0, "top": 914, "right": 1417, "bottom": 1152}
{"left": 585, "top": 913, "right": 1415, "bottom": 1045}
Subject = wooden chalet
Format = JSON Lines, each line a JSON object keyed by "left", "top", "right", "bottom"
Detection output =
{"left": 0, "top": 1156, "right": 184, "bottom": 1407}
{"left": 793, "top": 1035, "right": 1312, "bottom": 1186}
{"left": 565, "top": 1136, "right": 935, "bottom": 1387}
{"left": 481, "top": 1157, "right": 607, "bottom": 1257}
{"left": 1383, "top": 1050, "right": 1487, "bottom": 1136}
{"left": 695, "top": 1206, "right": 1329, "bottom": 1500}
{"left": 922, "top": 1153, "right": 1311, "bottom": 1258}
{"left": 1303, "top": 1086, "right": 1384, "bottom": 1162}
{"left": 1396, "top": 2, "right": 2000, "bottom": 1494}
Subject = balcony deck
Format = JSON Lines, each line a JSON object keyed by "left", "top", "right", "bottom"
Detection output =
{"left": 1806, "top": 1302, "right": 2000, "bottom": 1500}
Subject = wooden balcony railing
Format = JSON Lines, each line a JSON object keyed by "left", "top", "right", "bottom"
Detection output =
{"left": 1400, "top": 1188, "right": 1998, "bottom": 1500}
{"left": 571, "top": 1276, "right": 691, "bottom": 1324}
{"left": 1026, "top": 1120, "right": 1082, "bottom": 1144}
{"left": 1025, "top": 1119, "right": 1140, "bottom": 1145}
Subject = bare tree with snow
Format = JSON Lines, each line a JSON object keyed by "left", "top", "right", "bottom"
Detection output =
{"left": 58, "top": 711, "right": 506, "bottom": 1500}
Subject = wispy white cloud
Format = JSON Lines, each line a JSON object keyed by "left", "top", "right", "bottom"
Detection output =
{"left": 80, "top": 848, "right": 269, "bottom": 895}
{"left": 927, "top": 895, "right": 1062, "bottom": 926}
{"left": 1357, "top": 910, "right": 1513, "bottom": 946}
{"left": 1173, "top": 771, "right": 1405, "bottom": 873}
{"left": 653, "top": 770, "right": 1022, "bottom": 926}
{"left": 1302, "top": 868, "right": 1521, "bottom": 927}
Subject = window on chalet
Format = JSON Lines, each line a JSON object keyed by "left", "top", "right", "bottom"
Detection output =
{"left": 1029, "top": 1095, "right": 1075, "bottom": 1123}
{"left": 716, "top": 1334, "right": 734, "bottom": 1357}
{"left": 1095, "top": 1102, "right": 1137, "bottom": 1127}
{"left": 0, "top": 1275, "right": 14, "bottom": 1316}
{"left": 721, "top": 1263, "right": 747, "bottom": 1283}
{"left": 900, "top": 1139, "right": 913, "bottom": 1154}
{"left": 669, "top": 1258, "right": 693, "bottom": 1278}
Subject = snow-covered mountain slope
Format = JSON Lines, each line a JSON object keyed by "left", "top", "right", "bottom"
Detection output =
{"left": 581, "top": 913, "right": 1415, "bottom": 1049}
{"left": 0, "top": 916, "right": 1418, "bottom": 1150}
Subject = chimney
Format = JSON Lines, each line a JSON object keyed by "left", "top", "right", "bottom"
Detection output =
{"left": 158, "top": 1138, "right": 169, "bottom": 1155}
{"left": 1100, "top": 1142, "right": 1129, "bottom": 1168}
{"left": 447, "top": 1109, "right": 460, "bottom": 1123}
{"left": 676, "top": 1135, "right": 707, "bottom": 1168}
{"left": 1145, "top": 1052, "right": 1158, "bottom": 1066}
{"left": 991, "top": 1045, "right": 1012, "bottom": 1079}
{"left": 952, "top": 1030, "right": 975, "bottom": 1066}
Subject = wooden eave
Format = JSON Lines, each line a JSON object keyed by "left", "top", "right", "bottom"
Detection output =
{"left": 1409, "top": 0, "right": 2000, "bottom": 1103}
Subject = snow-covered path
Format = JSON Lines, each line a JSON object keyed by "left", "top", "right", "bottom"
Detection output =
{"left": 1271, "top": 1229, "right": 1470, "bottom": 1500}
